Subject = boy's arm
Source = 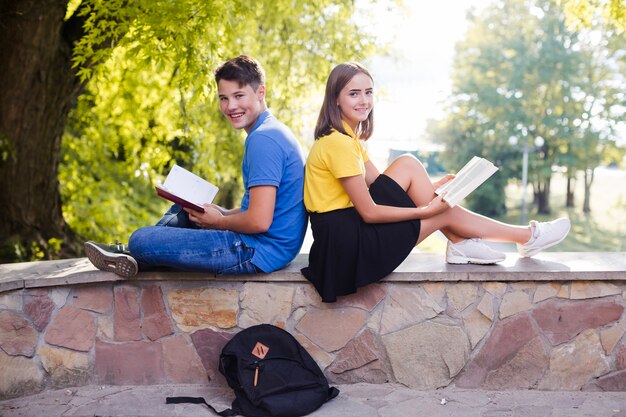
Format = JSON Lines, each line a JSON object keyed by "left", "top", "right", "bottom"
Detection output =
{"left": 185, "top": 185, "right": 276, "bottom": 233}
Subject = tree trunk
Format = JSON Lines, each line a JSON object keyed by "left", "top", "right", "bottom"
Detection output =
{"left": 566, "top": 171, "right": 575, "bottom": 208}
{"left": 583, "top": 167, "right": 594, "bottom": 213}
{"left": 0, "top": 0, "right": 84, "bottom": 261}
{"left": 536, "top": 177, "right": 552, "bottom": 214}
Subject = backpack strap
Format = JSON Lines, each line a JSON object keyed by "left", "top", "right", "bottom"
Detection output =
{"left": 166, "top": 396, "right": 239, "bottom": 417}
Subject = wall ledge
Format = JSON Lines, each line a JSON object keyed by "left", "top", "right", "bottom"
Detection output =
{"left": 1, "top": 252, "right": 625, "bottom": 294}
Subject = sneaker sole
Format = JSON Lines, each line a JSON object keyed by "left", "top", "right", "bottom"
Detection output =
{"left": 446, "top": 255, "right": 504, "bottom": 265}
{"left": 519, "top": 224, "right": 572, "bottom": 258}
{"left": 84, "top": 242, "right": 138, "bottom": 278}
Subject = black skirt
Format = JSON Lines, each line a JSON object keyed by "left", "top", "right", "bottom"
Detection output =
{"left": 301, "top": 174, "right": 421, "bottom": 302}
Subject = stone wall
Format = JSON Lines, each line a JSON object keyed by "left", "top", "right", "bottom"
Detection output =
{"left": 1, "top": 267, "right": 626, "bottom": 400}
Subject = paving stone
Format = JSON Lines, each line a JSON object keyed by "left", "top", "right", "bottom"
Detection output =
{"left": 94, "top": 339, "right": 165, "bottom": 385}
{"left": 38, "top": 344, "right": 89, "bottom": 387}
{"left": 141, "top": 285, "right": 173, "bottom": 341}
{"left": 482, "top": 282, "right": 507, "bottom": 297}
{"left": 477, "top": 292, "right": 495, "bottom": 321}
{"left": 539, "top": 329, "right": 610, "bottom": 390}
{"left": 587, "top": 369, "right": 626, "bottom": 392}
{"left": 422, "top": 282, "right": 446, "bottom": 306}
{"left": 161, "top": 335, "right": 207, "bottom": 384}
{"left": 44, "top": 306, "right": 96, "bottom": 352}
{"left": 167, "top": 287, "right": 238, "bottom": 332}
{"left": 617, "top": 345, "right": 626, "bottom": 370}
{"left": 23, "top": 293, "right": 55, "bottom": 331}
{"left": 73, "top": 285, "right": 113, "bottom": 313}
{"left": 383, "top": 320, "right": 469, "bottom": 389}
{"left": 239, "top": 283, "right": 294, "bottom": 328}
{"left": 556, "top": 284, "right": 570, "bottom": 298}
{"left": 295, "top": 334, "right": 334, "bottom": 371}
{"left": 113, "top": 286, "right": 142, "bottom": 342}
{"left": 0, "top": 291, "right": 22, "bottom": 310}
{"left": 97, "top": 315, "right": 114, "bottom": 340}
{"left": 296, "top": 307, "right": 367, "bottom": 352}
{"left": 0, "top": 310, "right": 38, "bottom": 357}
{"left": 333, "top": 284, "right": 386, "bottom": 311}
{"left": 531, "top": 299, "right": 624, "bottom": 345}
{"left": 462, "top": 308, "right": 492, "bottom": 348}
{"left": 49, "top": 287, "right": 70, "bottom": 307}
{"left": 600, "top": 321, "right": 626, "bottom": 354}
{"left": 483, "top": 337, "right": 548, "bottom": 389}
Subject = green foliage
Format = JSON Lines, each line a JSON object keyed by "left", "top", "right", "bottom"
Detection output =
{"left": 61, "top": 0, "right": 391, "bottom": 243}
{"left": 429, "top": 0, "right": 624, "bottom": 216}
{"left": 560, "top": 0, "right": 626, "bottom": 33}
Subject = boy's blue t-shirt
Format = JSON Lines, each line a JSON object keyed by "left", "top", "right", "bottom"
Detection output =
{"left": 239, "top": 110, "right": 307, "bottom": 272}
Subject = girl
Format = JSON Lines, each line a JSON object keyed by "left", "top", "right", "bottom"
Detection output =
{"left": 301, "top": 62, "right": 570, "bottom": 302}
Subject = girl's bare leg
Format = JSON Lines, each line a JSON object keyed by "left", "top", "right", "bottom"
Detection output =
{"left": 383, "top": 154, "right": 531, "bottom": 245}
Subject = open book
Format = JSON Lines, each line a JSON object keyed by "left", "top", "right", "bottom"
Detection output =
{"left": 435, "top": 156, "right": 498, "bottom": 207}
{"left": 155, "top": 165, "right": 219, "bottom": 213}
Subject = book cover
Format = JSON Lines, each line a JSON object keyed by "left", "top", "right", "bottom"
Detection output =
{"left": 155, "top": 165, "right": 219, "bottom": 213}
{"left": 435, "top": 156, "right": 498, "bottom": 207}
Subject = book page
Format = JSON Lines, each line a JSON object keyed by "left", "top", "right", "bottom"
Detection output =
{"left": 160, "top": 165, "right": 219, "bottom": 206}
{"left": 436, "top": 157, "right": 498, "bottom": 207}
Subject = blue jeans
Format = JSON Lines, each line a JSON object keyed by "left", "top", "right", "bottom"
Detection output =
{"left": 128, "top": 204, "right": 259, "bottom": 275}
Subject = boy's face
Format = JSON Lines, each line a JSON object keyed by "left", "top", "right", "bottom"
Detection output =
{"left": 217, "top": 79, "right": 266, "bottom": 133}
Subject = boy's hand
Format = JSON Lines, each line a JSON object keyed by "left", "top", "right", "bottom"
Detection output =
{"left": 185, "top": 204, "right": 223, "bottom": 229}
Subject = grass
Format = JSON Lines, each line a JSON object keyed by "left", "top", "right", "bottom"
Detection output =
{"left": 416, "top": 167, "right": 626, "bottom": 253}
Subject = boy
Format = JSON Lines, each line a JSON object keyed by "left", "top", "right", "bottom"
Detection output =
{"left": 85, "top": 55, "right": 307, "bottom": 277}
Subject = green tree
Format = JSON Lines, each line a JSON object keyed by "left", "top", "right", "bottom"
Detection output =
{"left": 0, "top": 0, "right": 391, "bottom": 261}
{"left": 431, "top": 0, "right": 623, "bottom": 217}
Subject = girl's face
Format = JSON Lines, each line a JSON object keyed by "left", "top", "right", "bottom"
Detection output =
{"left": 336, "top": 72, "right": 373, "bottom": 133}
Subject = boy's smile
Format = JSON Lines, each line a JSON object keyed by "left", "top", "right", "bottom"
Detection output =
{"left": 218, "top": 79, "right": 267, "bottom": 133}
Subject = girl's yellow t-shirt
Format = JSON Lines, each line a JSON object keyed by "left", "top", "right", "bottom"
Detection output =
{"left": 304, "top": 124, "right": 370, "bottom": 213}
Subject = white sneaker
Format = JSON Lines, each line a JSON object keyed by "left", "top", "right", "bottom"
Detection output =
{"left": 84, "top": 241, "right": 138, "bottom": 278}
{"left": 446, "top": 238, "right": 506, "bottom": 264}
{"left": 517, "top": 217, "right": 571, "bottom": 258}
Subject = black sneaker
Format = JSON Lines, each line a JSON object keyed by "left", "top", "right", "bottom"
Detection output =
{"left": 84, "top": 241, "right": 138, "bottom": 278}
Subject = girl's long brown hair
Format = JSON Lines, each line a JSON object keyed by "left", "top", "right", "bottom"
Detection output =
{"left": 314, "top": 62, "right": 374, "bottom": 140}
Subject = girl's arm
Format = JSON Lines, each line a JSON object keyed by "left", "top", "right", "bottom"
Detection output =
{"left": 339, "top": 174, "right": 449, "bottom": 223}
{"left": 364, "top": 160, "right": 380, "bottom": 187}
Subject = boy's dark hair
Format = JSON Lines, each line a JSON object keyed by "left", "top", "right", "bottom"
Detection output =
{"left": 215, "top": 55, "right": 266, "bottom": 91}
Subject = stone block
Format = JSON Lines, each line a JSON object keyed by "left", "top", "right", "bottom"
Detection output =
{"left": 0, "top": 291, "right": 22, "bottom": 310}
{"left": 456, "top": 314, "right": 538, "bottom": 388}
{"left": 600, "top": 321, "right": 626, "bottom": 354}
{"left": 482, "top": 282, "right": 507, "bottom": 297}
{"left": 483, "top": 337, "right": 548, "bottom": 389}
{"left": 45, "top": 306, "right": 96, "bottom": 352}
{"left": 499, "top": 290, "right": 532, "bottom": 319}
{"left": 97, "top": 315, "right": 114, "bottom": 340}
{"left": 114, "top": 286, "right": 142, "bottom": 341}
{"left": 73, "top": 285, "right": 113, "bottom": 313}
{"left": 38, "top": 344, "right": 89, "bottom": 387}
{"left": 162, "top": 335, "right": 207, "bottom": 383}
{"left": 585, "top": 370, "right": 626, "bottom": 391}
{"left": 617, "top": 346, "right": 626, "bottom": 370}
{"left": 446, "top": 282, "right": 478, "bottom": 313}
{"left": 383, "top": 320, "right": 469, "bottom": 389}
{"left": 328, "top": 329, "right": 390, "bottom": 384}
{"left": 141, "top": 285, "right": 173, "bottom": 341}
{"left": 168, "top": 287, "right": 238, "bottom": 332}
{"left": 462, "top": 308, "right": 491, "bottom": 348}
{"left": 533, "top": 283, "right": 560, "bottom": 303}
{"left": 531, "top": 299, "right": 624, "bottom": 345}
{"left": 0, "top": 310, "right": 38, "bottom": 357}
{"left": 570, "top": 281, "right": 622, "bottom": 300}
{"left": 539, "top": 329, "right": 610, "bottom": 390}
{"left": 294, "top": 334, "right": 334, "bottom": 370}
{"left": 0, "top": 351, "right": 43, "bottom": 400}
{"left": 190, "top": 328, "right": 234, "bottom": 384}
{"left": 477, "top": 293, "right": 494, "bottom": 321}
{"left": 557, "top": 284, "right": 569, "bottom": 298}
{"left": 23, "top": 293, "right": 55, "bottom": 331}
{"left": 423, "top": 282, "right": 446, "bottom": 306}
{"left": 239, "top": 283, "right": 294, "bottom": 328}
{"left": 333, "top": 284, "right": 386, "bottom": 311}
{"left": 292, "top": 284, "right": 324, "bottom": 309}
{"left": 49, "top": 288, "right": 70, "bottom": 307}
{"left": 296, "top": 307, "right": 367, "bottom": 352}
{"left": 380, "top": 285, "right": 443, "bottom": 334}
{"left": 95, "top": 339, "right": 164, "bottom": 385}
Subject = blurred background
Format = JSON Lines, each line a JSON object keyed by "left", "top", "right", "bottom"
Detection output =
{"left": 0, "top": 0, "right": 624, "bottom": 261}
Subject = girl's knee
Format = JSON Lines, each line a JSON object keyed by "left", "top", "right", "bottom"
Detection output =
{"left": 392, "top": 153, "right": 425, "bottom": 171}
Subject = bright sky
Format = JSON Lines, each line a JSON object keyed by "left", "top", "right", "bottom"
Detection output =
{"left": 361, "top": 0, "right": 492, "bottom": 158}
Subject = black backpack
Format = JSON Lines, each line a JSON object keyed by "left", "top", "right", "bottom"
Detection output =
{"left": 167, "top": 324, "right": 339, "bottom": 417}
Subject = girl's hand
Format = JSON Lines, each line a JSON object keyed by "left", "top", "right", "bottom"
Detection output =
{"left": 184, "top": 204, "right": 223, "bottom": 229}
{"left": 422, "top": 193, "right": 450, "bottom": 218}
{"left": 432, "top": 174, "right": 455, "bottom": 190}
